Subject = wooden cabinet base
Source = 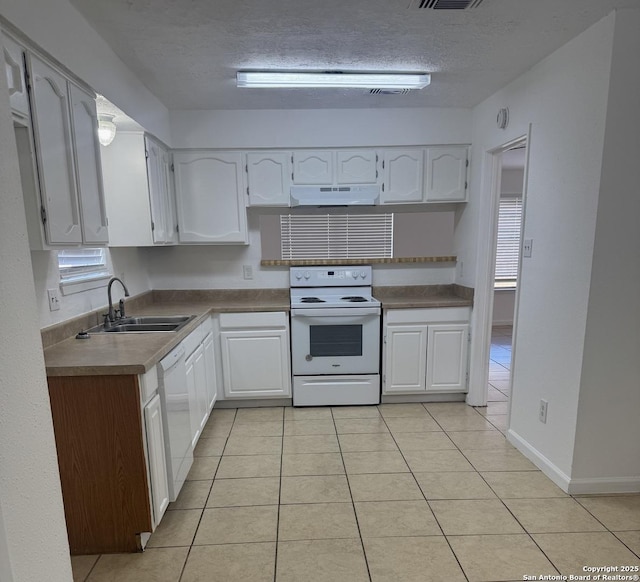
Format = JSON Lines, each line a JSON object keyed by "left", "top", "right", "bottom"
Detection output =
{"left": 48, "top": 375, "right": 152, "bottom": 554}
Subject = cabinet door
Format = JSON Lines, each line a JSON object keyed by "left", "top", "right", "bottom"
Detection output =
{"left": 145, "top": 136, "right": 169, "bottom": 243}
{"left": 28, "top": 55, "right": 81, "bottom": 245}
{"left": 336, "top": 150, "right": 378, "bottom": 184}
{"left": 162, "top": 149, "right": 178, "bottom": 244}
{"left": 193, "top": 343, "right": 209, "bottom": 435}
{"left": 174, "top": 151, "right": 248, "bottom": 244}
{"left": 144, "top": 394, "right": 170, "bottom": 528}
{"left": 203, "top": 331, "right": 217, "bottom": 411}
{"left": 185, "top": 353, "right": 200, "bottom": 449}
{"left": 424, "top": 146, "right": 468, "bottom": 202}
{"left": 426, "top": 324, "right": 469, "bottom": 392}
{"left": 383, "top": 325, "right": 428, "bottom": 394}
{"left": 2, "top": 35, "right": 29, "bottom": 118}
{"left": 221, "top": 329, "right": 291, "bottom": 398}
{"left": 381, "top": 149, "right": 424, "bottom": 204}
{"left": 292, "top": 150, "right": 333, "bottom": 185}
{"left": 69, "top": 83, "right": 109, "bottom": 244}
{"left": 246, "top": 151, "right": 291, "bottom": 206}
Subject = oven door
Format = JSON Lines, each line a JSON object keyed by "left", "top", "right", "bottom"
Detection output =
{"left": 291, "top": 307, "right": 380, "bottom": 375}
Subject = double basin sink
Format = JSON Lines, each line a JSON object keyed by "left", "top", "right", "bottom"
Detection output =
{"left": 89, "top": 315, "right": 195, "bottom": 334}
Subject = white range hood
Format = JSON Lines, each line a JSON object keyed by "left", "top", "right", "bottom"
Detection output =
{"left": 290, "top": 185, "right": 380, "bottom": 207}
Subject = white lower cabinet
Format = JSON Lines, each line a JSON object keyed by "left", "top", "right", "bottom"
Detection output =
{"left": 143, "top": 393, "right": 170, "bottom": 528}
{"left": 383, "top": 308, "right": 470, "bottom": 395}
{"left": 203, "top": 331, "right": 218, "bottom": 410}
{"left": 218, "top": 312, "right": 291, "bottom": 399}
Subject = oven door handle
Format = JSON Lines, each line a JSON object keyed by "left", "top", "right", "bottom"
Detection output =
{"left": 291, "top": 307, "right": 381, "bottom": 317}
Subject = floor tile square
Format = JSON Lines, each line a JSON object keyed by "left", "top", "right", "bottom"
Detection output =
{"left": 414, "top": 471, "right": 497, "bottom": 500}
{"left": 434, "top": 414, "right": 495, "bottom": 431}
{"left": 575, "top": 495, "right": 640, "bottom": 530}
{"left": 446, "top": 430, "right": 511, "bottom": 450}
{"left": 186, "top": 456, "right": 220, "bottom": 480}
{"left": 348, "top": 473, "right": 423, "bottom": 502}
{"left": 283, "top": 419, "right": 336, "bottom": 436}
{"left": 448, "top": 534, "right": 558, "bottom": 582}
{"left": 86, "top": 548, "right": 188, "bottom": 582}
{"left": 276, "top": 538, "right": 369, "bottom": 582}
{"left": 71, "top": 555, "right": 99, "bottom": 582}
{"left": 216, "top": 454, "right": 281, "bottom": 478}
{"left": 342, "top": 451, "right": 409, "bottom": 474}
{"left": 476, "top": 401, "right": 509, "bottom": 416}
{"left": 181, "top": 543, "right": 275, "bottom": 582}
{"left": 464, "top": 448, "right": 538, "bottom": 471}
{"left": 278, "top": 502, "right": 359, "bottom": 541}
{"left": 147, "top": 509, "right": 201, "bottom": 547}
{"left": 193, "top": 437, "right": 226, "bottom": 457}
{"left": 280, "top": 475, "right": 351, "bottom": 504}
{"left": 355, "top": 500, "right": 441, "bottom": 537}
{"left": 402, "top": 449, "right": 475, "bottom": 472}
{"left": 194, "top": 505, "right": 278, "bottom": 545}
{"left": 334, "top": 418, "right": 389, "bottom": 434}
{"left": 486, "top": 414, "right": 508, "bottom": 431}
{"left": 363, "top": 536, "right": 466, "bottom": 582}
{"left": 614, "top": 530, "right": 640, "bottom": 555}
{"left": 223, "top": 435, "right": 282, "bottom": 456}
{"left": 424, "top": 402, "right": 479, "bottom": 417}
{"left": 392, "top": 432, "right": 455, "bottom": 452}
{"left": 505, "top": 498, "right": 607, "bottom": 533}
{"left": 200, "top": 420, "right": 232, "bottom": 438}
{"left": 207, "top": 477, "right": 280, "bottom": 507}
{"left": 168, "top": 480, "right": 211, "bottom": 510}
{"left": 429, "top": 499, "right": 524, "bottom": 535}
{"left": 481, "top": 471, "right": 568, "bottom": 499}
{"left": 209, "top": 408, "right": 236, "bottom": 420}
{"left": 487, "top": 387, "right": 509, "bottom": 402}
{"left": 284, "top": 407, "right": 333, "bottom": 421}
{"left": 338, "top": 432, "right": 399, "bottom": 452}
{"left": 234, "top": 407, "right": 283, "bottom": 423}
{"left": 377, "top": 403, "right": 429, "bottom": 417}
{"left": 229, "top": 421, "right": 283, "bottom": 437}
{"left": 532, "top": 532, "right": 640, "bottom": 576}
{"left": 283, "top": 434, "right": 340, "bottom": 454}
{"left": 331, "top": 406, "right": 381, "bottom": 419}
{"left": 384, "top": 416, "right": 441, "bottom": 433}
{"left": 281, "top": 453, "right": 345, "bottom": 476}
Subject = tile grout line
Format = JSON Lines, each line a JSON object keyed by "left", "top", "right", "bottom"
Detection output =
{"left": 273, "top": 407, "right": 285, "bottom": 582}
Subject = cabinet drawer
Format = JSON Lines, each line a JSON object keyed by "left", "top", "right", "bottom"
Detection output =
{"left": 386, "top": 307, "right": 470, "bottom": 325}
{"left": 139, "top": 365, "right": 159, "bottom": 405}
{"left": 219, "top": 311, "right": 288, "bottom": 329}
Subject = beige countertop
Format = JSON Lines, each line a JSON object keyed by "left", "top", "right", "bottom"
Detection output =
{"left": 43, "top": 285, "right": 472, "bottom": 377}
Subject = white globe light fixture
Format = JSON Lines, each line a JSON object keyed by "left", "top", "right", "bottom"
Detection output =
{"left": 98, "top": 114, "right": 117, "bottom": 146}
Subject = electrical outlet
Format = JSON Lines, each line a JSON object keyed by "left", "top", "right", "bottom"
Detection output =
{"left": 242, "top": 264, "right": 253, "bottom": 280}
{"left": 523, "top": 239, "right": 533, "bottom": 258}
{"left": 539, "top": 399, "right": 548, "bottom": 424}
{"left": 47, "top": 288, "right": 60, "bottom": 312}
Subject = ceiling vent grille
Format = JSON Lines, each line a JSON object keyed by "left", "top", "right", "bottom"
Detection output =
{"left": 409, "top": 0, "right": 485, "bottom": 9}
{"left": 369, "top": 88, "right": 412, "bottom": 95}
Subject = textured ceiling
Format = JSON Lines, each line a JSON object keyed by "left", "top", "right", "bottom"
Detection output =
{"left": 71, "top": 0, "right": 635, "bottom": 111}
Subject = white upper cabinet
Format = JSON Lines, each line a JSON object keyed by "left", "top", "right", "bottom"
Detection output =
{"left": 27, "top": 54, "right": 82, "bottom": 245}
{"left": 381, "top": 149, "right": 424, "bottom": 204}
{"left": 2, "top": 34, "right": 29, "bottom": 118}
{"left": 336, "top": 150, "right": 379, "bottom": 184}
{"left": 424, "top": 146, "right": 468, "bottom": 203}
{"left": 292, "top": 150, "right": 333, "bottom": 185}
{"left": 145, "top": 136, "right": 177, "bottom": 244}
{"left": 69, "top": 83, "right": 108, "bottom": 244}
{"left": 246, "top": 151, "right": 291, "bottom": 207}
{"left": 173, "top": 151, "right": 248, "bottom": 244}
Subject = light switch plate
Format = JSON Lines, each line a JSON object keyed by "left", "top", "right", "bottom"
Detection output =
{"left": 242, "top": 265, "right": 253, "bottom": 280}
{"left": 47, "top": 288, "right": 60, "bottom": 311}
{"left": 523, "top": 239, "right": 533, "bottom": 258}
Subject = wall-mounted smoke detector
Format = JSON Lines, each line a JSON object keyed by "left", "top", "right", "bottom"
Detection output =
{"left": 408, "top": 0, "right": 486, "bottom": 9}
{"left": 369, "top": 88, "right": 412, "bottom": 95}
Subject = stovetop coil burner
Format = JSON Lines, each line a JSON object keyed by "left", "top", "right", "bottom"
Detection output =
{"left": 341, "top": 296, "right": 368, "bottom": 302}
{"left": 300, "top": 297, "right": 325, "bottom": 303}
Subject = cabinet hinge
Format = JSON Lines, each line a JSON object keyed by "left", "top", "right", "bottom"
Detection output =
{"left": 176, "top": 224, "right": 179, "bottom": 233}
{"left": 382, "top": 160, "right": 385, "bottom": 169}
{"left": 291, "top": 172, "right": 294, "bottom": 181}
{"left": 376, "top": 170, "right": 378, "bottom": 179}
{"left": 246, "top": 186, "right": 250, "bottom": 196}
{"left": 170, "top": 163, "right": 175, "bottom": 172}
{"left": 24, "top": 68, "right": 32, "bottom": 93}
{"left": 291, "top": 154, "right": 294, "bottom": 164}
{"left": 466, "top": 159, "right": 469, "bottom": 168}
{"left": 383, "top": 334, "right": 387, "bottom": 344}
{"left": 245, "top": 164, "right": 248, "bottom": 173}
{"left": 40, "top": 205, "right": 47, "bottom": 224}
{"left": 465, "top": 181, "right": 468, "bottom": 189}
{"left": 376, "top": 153, "right": 379, "bottom": 163}
{"left": 382, "top": 183, "right": 385, "bottom": 192}
{"left": 145, "top": 150, "right": 149, "bottom": 159}
{"left": 151, "top": 220, "right": 155, "bottom": 231}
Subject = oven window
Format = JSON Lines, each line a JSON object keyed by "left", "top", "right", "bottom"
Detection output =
{"left": 310, "top": 325, "right": 363, "bottom": 357}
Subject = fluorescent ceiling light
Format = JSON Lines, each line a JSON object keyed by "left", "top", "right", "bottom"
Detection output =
{"left": 236, "top": 71, "right": 431, "bottom": 89}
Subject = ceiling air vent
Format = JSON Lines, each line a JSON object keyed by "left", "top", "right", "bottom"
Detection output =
{"left": 409, "top": 0, "right": 485, "bottom": 9}
{"left": 369, "top": 88, "right": 412, "bottom": 95}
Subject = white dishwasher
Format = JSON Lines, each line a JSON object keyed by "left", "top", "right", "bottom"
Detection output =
{"left": 158, "top": 344, "right": 193, "bottom": 501}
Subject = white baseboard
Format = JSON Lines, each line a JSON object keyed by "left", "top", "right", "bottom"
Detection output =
{"left": 507, "top": 429, "right": 640, "bottom": 495}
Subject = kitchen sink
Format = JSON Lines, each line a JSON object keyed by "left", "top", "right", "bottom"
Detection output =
{"left": 88, "top": 315, "right": 195, "bottom": 334}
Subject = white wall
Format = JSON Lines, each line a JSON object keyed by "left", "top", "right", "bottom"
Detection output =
{"left": 493, "top": 290, "right": 515, "bottom": 326}
{"left": 32, "top": 248, "right": 152, "bottom": 328}
{"left": 0, "top": 59, "right": 72, "bottom": 582}
{"left": 571, "top": 9, "right": 640, "bottom": 487}
{"left": 463, "top": 13, "right": 615, "bottom": 479}
{"left": 170, "top": 107, "right": 471, "bottom": 149}
{"left": 0, "top": 0, "right": 171, "bottom": 143}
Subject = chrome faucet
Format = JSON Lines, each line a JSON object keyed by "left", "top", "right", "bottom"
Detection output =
{"left": 106, "top": 277, "right": 130, "bottom": 323}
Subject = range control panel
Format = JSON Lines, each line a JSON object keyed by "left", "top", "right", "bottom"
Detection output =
{"left": 290, "top": 266, "right": 372, "bottom": 287}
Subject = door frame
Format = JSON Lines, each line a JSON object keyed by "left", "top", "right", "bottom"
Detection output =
{"left": 466, "top": 129, "right": 530, "bottom": 411}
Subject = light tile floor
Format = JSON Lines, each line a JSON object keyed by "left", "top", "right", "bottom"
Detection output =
{"left": 72, "top": 401, "right": 640, "bottom": 582}
{"left": 484, "top": 325, "right": 513, "bottom": 430}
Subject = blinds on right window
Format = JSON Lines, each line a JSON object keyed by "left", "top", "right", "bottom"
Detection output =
{"left": 495, "top": 198, "right": 523, "bottom": 287}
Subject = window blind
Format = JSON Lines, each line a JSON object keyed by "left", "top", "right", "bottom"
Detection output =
{"left": 280, "top": 214, "right": 394, "bottom": 260}
{"left": 495, "top": 198, "right": 523, "bottom": 284}
{"left": 58, "top": 248, "right": 109, "bottom": 282}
